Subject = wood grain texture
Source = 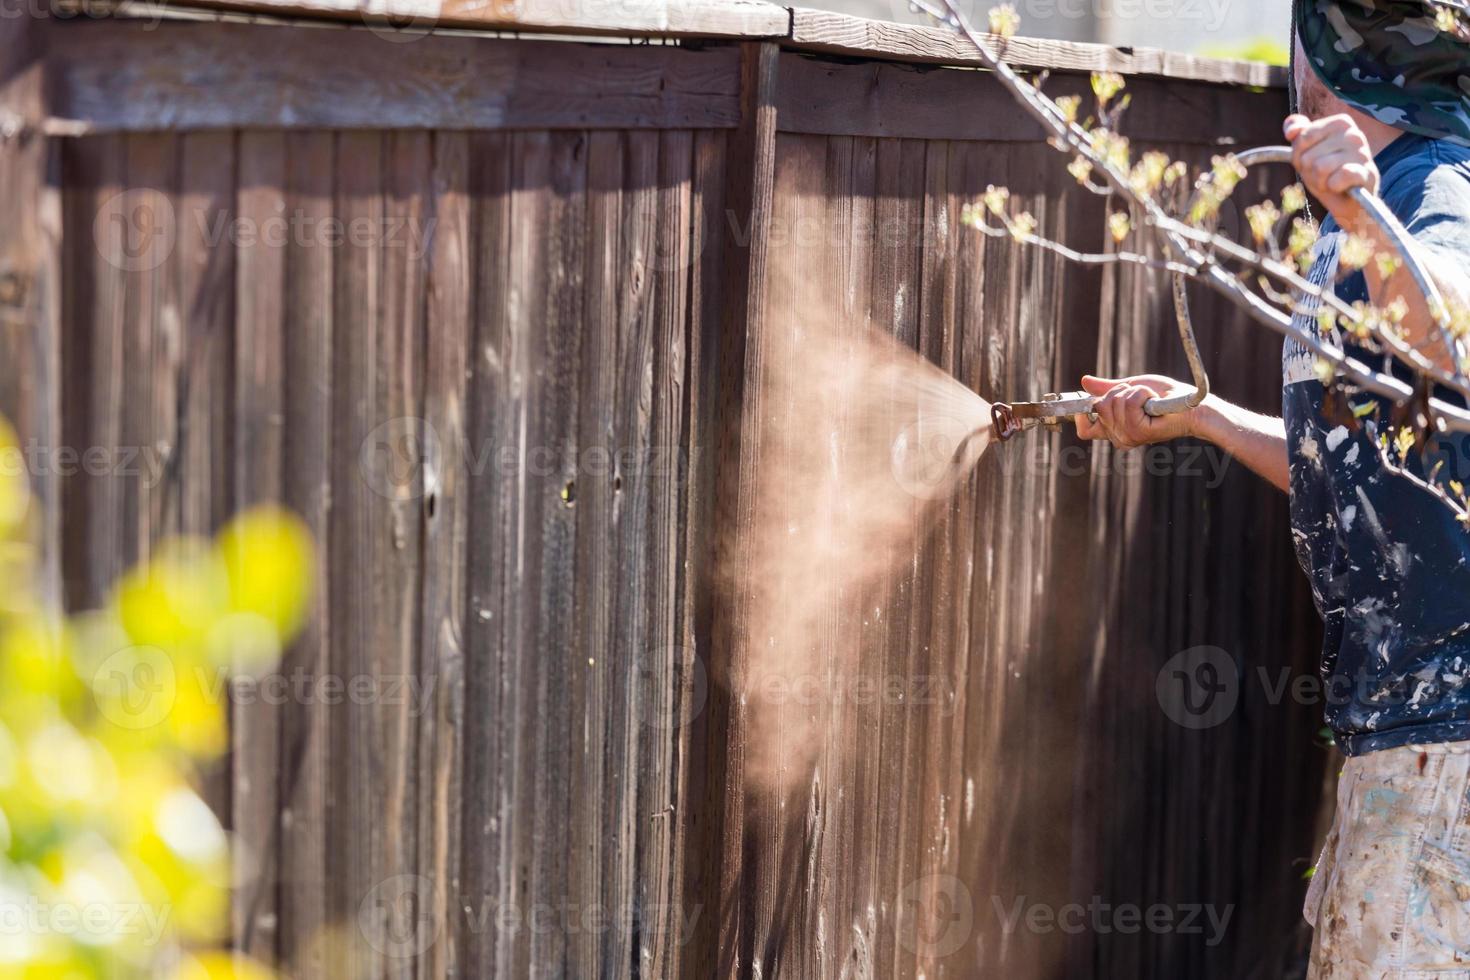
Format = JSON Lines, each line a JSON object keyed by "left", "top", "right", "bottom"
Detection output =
{"left": 786, "top": 8, "right": 1285, "bottom": 87}
{"left": 413, "top": 128, "right": 470, "bottom": 980}
{"left": 0, "top": 15, "right": 63, "bottom": 610}
{"left": 48, "top": 21, "right": 743, "bottom": 132}
{"left": 30, "top": 28, "right": 1327, "bottom": 980}
{"left": 709, "top": 39, "right": 781, "bottom": 980}
{"left": 233, "top": 130, "right": 287, "bottom": 961}
{"left": 776, "top": 54, "right": 1291, "bottom": 146}
{"left": 275, "top": 129, "right": 334, "bottom": 977}
{"left": 148, "top": 0, "right": 791, "bottom": 39}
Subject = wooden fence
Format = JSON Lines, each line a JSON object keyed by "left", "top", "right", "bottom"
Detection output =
{"left": 1, "top": 4, "right": 1326, "bottom": 977}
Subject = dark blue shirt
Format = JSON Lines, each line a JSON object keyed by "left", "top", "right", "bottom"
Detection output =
{"left": 1282, "top": 133, "right": 1470, "bottom": 755}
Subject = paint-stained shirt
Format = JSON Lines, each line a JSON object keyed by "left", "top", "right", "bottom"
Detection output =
{"left": 1282, "top": 132, "right": 1470, "bottom": 756}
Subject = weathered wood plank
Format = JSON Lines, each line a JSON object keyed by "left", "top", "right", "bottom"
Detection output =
{"left": 149, "top": 0, "right": 790, "bottom": 39}
{"left": 0, "top": 15, "right": 63, "bottom": 611}
{"left": 709, "top": 39, "right": 780, "bottom": 979}
{"left": 327, "top": 129, "right": 427, "bottom": 975}
{"left": 275, "top": 128, "right": 334, "bottom": 978}
{"left": 525, "top": 128, "right": 584, "bottom": 976}
{"left": 567, "top": 127, "right": 620, "bottom": 980}
{"left": 776, "top": 54, "right": 1290, "bottom": 146}
{"left": 48, "top": 22, "right": 743, "bottom": 132}
{"left": 119, "top": 134, "right": 176, "bottom": 567}
{"left": 676, "top": 125, "right": 731, "bottom": 978}
{"left": 176, "top": 131, "right": 235, "bottom": 540}
{"left": 59, "top": 136, "right": 127, "bottom": 611}
{"left": 638, "top": 125, "right": 694, "bottom": 980}
{"left": 327, "top": 130, "right": 383, "bottom": 979}
{"left": 600, "top": 127, "right": 659, "bottom": 980}
{"left": 786, "top": 8, "right": 1285, "bottom": 87}
{"left": 869, "top": 136, "right": 925, "bottom": 980}
{"left": 377, "top": 130, "right": 431, "bottom": 980}
{"left": 458, "top": 129, "right": 515, "bottom": 979}
{"left": 412, "top": 129, "right": 470, "bottom": 980}
{"left": 232, "top": 130, "right": 288, "bottom": 963}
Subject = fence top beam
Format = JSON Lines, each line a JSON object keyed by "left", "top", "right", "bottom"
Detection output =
{"left": 114, "top": 0, "right": 1286, "bottom": 87}
{"left": 785, "top": 8, "right": 1285, "bottom": 87}
{"left": 123, "top": 0, "right": 793, "bottom": 38}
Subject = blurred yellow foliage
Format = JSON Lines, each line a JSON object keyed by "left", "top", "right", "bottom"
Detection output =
{"left": 0, "top": 419, "right": 313, "bottom": 977}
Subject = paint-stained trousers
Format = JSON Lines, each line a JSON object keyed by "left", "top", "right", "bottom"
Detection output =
{"left": 1306, "top": 744, "right": 1470, "bottom": 977}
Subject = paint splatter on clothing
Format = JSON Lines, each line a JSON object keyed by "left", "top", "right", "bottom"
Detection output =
{"left": 1282, "top": 133, "right": 1470, "bottom": 756}
{"left": 1304, "top": 744, "right": 1470, "bottom": 976}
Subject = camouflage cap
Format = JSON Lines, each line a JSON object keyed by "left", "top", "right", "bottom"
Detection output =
{"left": 1295, "top": 0, "right": 1470, "bottom": 146}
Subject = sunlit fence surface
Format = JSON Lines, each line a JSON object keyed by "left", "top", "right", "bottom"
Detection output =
{"left": 0, "top": 5, "right": 1327, "bottom": 978}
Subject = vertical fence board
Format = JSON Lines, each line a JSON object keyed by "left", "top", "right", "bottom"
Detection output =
{"left": 414, "top": 129, "right": 471, "bottom": 980}
{"left": 60, "top": 135, "right": 127, "bottom": 611}
{"left": 276, "top": 128, "right": 334, "bottom": 978}
{"left": 232, "top": 128, "right": 282, "bottom": 961}
{"left": 605, "top": 127, "right": 658, "bottom": 978}
{"left": 641, "top": 126, "right": 695, "bottom": 979}
{"left": 459, "top": 129, "right": 514, "bottom": 979}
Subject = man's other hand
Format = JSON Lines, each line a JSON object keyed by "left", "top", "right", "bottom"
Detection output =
{"left": 1284, "top": 112, "right": 1379, "bottom": 231}
{"left": 1073, "top": 374, "right": 1198, "bottom": 449}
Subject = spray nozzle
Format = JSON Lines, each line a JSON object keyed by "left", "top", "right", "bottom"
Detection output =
{"left": 990, "top": 391, "right": 1100, "bottom": 442}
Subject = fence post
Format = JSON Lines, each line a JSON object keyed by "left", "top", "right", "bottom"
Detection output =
{"left": 699, "top": 37, "right": 780, "bottom": 979}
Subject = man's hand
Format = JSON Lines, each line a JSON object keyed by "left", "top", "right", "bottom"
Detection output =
{"left": 1073, "top": 374, "right": 1199, "bottom": 449}
{"left": 1074, "top": 374, "right": 1291, "bottom": 492}
{"left": 1283, "top": 113, "right": 1379, "bottom": 232}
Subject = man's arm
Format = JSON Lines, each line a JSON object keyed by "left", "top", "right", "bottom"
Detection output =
{"left": 1073, "top": 374, "right": 1290, "bottom": 493}
{"left": 1285, "top": 112, "right": 1466, "bottom": 375}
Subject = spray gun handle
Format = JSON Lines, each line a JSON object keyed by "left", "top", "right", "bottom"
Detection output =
{"left": 991, "top": 387, "right": 1200, "bottom": 440}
